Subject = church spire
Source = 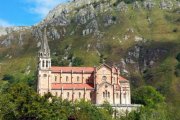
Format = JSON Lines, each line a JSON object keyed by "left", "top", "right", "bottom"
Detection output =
{"left": 39, "top": 28, "right": 50, "bottom": 58}
{"left": 41, "top": 28, "right": 50, "bottom": 53}
{"left": 38, "top": 28, "right": 51, "bottom": 70}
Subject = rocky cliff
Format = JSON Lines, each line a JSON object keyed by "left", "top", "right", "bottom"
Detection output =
{"left": 0, "top": 0, "right": 180, "bottom": 112}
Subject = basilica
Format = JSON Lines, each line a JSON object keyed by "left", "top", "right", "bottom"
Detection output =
{"left": 37, "top": 30, "right": 131, "bottom": 105}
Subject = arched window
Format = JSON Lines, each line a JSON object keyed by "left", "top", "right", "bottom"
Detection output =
{"left": 79, "top": 92, "right": 81, "bottom": 98}
{"left": 105, "top": 90, "right": 107, "bottom": 98}
{"left": 108, "top": 92, "right": 110, "bottom": 98}
{"left": 46, "top": 60, "right": 48, "bottom": 67}
{"left": 116, "top": 93, "right": 118, "bottom": 98}
{"left": 124, "top": 93, "right": 126, "bottom": 98}
{"left": 55, "top": 76, "right": 57, "bottom": 81}
{"left": 77, "top": 76, "right": 79, "bottom": 82}
{"left": 66, "top": 76, "right": 68, "bottom": 82}
{"left": 90, "top": 92, "right": 92, "bottom": 98}
{"left": 42, "top": 60, "right": 45, "bottom": 67}
{"left": 103, "top": 92, "right": 105, "bottom": 98}
{"left": 67, "top": 92, "right": 69, "bottom": 98}
{"left": 55, "top": 92, "right": 58, "bottom": 96}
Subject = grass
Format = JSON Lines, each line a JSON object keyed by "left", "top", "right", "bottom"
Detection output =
{"left": 0, "top": 1, "right": 179, "bottom": 115}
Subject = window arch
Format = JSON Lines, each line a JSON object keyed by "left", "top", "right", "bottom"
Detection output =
{"left": 66, "top": 76, "right": 68, "bottom": 82}
{"left": 79, "top": 92, "right": 81, "bottom": 98}
{"left": 42, "top": 60, "right": 45, "bottom": 67}
{"left": 108, "top": 92, "right": 110, "bottom": 98}
{"left": 43, "top": 74, "right": 47, "bottom": 77}
{"left": 103, "top": 91, "right": 110, "bottom": 98}
{"left": 116, "top": 93, "right": 118, "bottom": 98}
{"left": 77, "top": 76, "right": 79, "bottom": 82}
{"left": 67, "top": 92, "right": 69, "bottom": 98}
{"left": 103, "top": 92, "right": 105, "bottom": 98}
{"left": 123, "top": 92, "right": 126, "bottom": 98}
{"left": 46, "top": 60, "right": 48, "bottom": 67}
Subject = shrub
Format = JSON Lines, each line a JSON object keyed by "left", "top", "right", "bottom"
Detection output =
{"left": 72, "top": 57, "right": 84, "bottom": 66}
{"left": 176, "top": 53, "right": 180, "bottom": 62}
{"left": 2, "top": 74, "right": 15, "bottom": 83}
{"left": 132, "top": 86, "right": 165, "bottom": 107}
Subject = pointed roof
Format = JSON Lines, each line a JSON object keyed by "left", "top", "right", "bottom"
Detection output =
{"left": 96, "top": 63, "right": 112, "bottom": 70}
{"left": 40, "top": 28, "right": 50, "bottom": 54}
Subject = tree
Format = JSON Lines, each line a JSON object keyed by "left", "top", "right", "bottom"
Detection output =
{"left": 176, "top": 53, "right": 180, "bottom": 62}
{"left": 132, "top": 86, "right": 165, "bottom": 108}
{"left": 72, "top": 57, "right": 84, "bottom": 66}
{"left": 0, "top": 83, "right": 53, "bottom": 120}
{"left": 74, "top": 100, "right": 113, "bottom": 120}
{"left": 101, "top": 101, "right": 113, "bottom": 115}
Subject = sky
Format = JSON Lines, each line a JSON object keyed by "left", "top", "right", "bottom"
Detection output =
{"left": 0, "top": 0, "right": 68, "bottom": 27}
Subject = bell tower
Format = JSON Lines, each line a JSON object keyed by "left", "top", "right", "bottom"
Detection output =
{"left": 38, "top": 28, "right": 51, "bottom": 70}
{"left": 37, "top": 28, "right": 51, "bottom": 95}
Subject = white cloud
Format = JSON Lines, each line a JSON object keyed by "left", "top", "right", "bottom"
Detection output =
{"left": 26, "top": 0, "right": 67, "bottom": 18}
{"left": 0, "top": 19, "right": 14, "bottom": 27}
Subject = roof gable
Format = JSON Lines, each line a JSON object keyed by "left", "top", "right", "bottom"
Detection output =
{"left": 96, "top": 63, "right": 112, "bottom": 71}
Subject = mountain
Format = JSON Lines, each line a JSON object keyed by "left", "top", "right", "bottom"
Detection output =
{"left": 0, "top": 0, "right": 180, "bottom": 117}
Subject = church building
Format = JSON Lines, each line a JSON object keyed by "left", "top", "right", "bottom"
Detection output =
{"left": 37, "top": 30, "right": 131, "bottom": 105}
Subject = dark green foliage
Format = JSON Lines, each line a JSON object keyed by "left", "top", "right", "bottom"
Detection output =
{"left": 100, "top": 54, "right": 107, "bottom": 64}
{"left": 112, "top": 16, "right": 117, "bottom": 21}
{"left": 2, "top": 74, "right": 15, "bottom": 84}
{"left": 0, "top": 83, "right": 50, "bottom": 120}
{"left": 26, "top": 75, "right": 36, "bottom": 89}
{"left": 175, "top": 53, "right": 180, "bottom": 77}
{"left": 72, "top": 57, "right": 84, "bottom": 66}
{"left": 0, "top": 83, "right": 114, "bottom": 120}
{"left": 74, "top": 100, "right": 113, "bottom": 120}
{"left": 132, "top": 86, "right": 165, "bottom": 107}
{"left": 59, "top": 60, "right": 70, "bottom": 66}
{"left": 172, "top": 28, "right": 178, "bottom": 33}
{"left": 176, "top": 53, "right": 180, "bottom": 62}
{"left": 120, "top": 103, "right": 173, "bottom": 120}
{"left": 130, "top": 73, "right": 144, "bottom": 88}
{"left": 101, "top": 101, "right": 114, "bottom": 115}
{"left": 175, "top": 63, "right": 180, "bottom": 77}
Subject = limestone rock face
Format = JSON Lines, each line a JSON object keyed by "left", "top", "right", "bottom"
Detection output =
{"left": 125, "top": 42, "right": 168, "bottom": 72}
{"left": 117, "top": 1, "right": 128, "bottom": 12}
{"left": 0, "top": 26, "right": 31, "bottom": 37}
{"left": 83, "top": 19, "right": 98, "bottom": 36}
{"left": 76, "top": 6, "right": 96, "bottom": 25}
{"left": 133, "top": 1, "right": 141, "bottom": 9}
{"left": 160, "top": 0, "right": 174, "bottom": 9}
{"left": 143, "top": 0, "right": 155, "bottom": 9}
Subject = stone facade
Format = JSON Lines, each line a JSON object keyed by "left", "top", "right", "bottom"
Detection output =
{"left": 37, "top": 30, "right": 131, "bottom": 105}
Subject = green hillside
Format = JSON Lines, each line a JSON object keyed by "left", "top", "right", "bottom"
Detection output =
{"left": 0, "top": 0, "right": 180, "bottom": 119}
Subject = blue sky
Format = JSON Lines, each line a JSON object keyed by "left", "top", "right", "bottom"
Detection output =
{"left": 0, "top": 0, "right": 68, "bottom": 27}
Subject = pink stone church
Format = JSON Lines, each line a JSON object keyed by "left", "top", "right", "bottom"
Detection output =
{"left": 37, "top": 30, "right": 131, "bottom": 105}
